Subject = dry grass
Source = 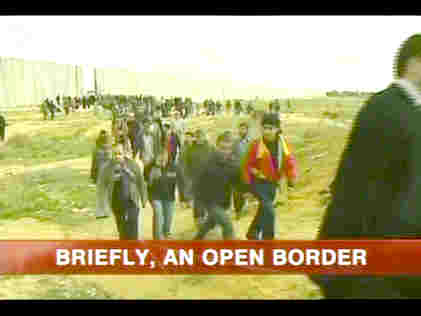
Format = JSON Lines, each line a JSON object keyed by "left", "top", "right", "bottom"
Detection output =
{"left": 0, "top": 103, "right": 353, "bottom": 299}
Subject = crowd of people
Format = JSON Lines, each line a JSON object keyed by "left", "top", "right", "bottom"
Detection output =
{"left": 38, "top": 92, "right": 286, "bottom": 121}
{"left": 90, "top": 94, "right": 297, "bottom": 241}
{"left": 40, "top": 94, "right": 98, "bottom": 119}
{"left": 0, "top": 89, "right": 299, "bottom": 243}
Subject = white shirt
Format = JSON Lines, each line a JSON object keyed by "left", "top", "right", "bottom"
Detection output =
{"left": 394, "top": 79, "right": 421, "bottom": 105}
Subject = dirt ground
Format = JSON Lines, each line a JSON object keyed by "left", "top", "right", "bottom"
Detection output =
{"left": 0, "top": 109, "right": 351, "bottom": 299}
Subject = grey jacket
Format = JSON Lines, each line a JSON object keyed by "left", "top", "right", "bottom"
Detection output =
{"left": 96, "top": 158, "right": 147, "bottom": 219}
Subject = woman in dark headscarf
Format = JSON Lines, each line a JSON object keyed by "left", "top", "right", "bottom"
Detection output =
{"left": 91, "top": 130, "right": 112, "bottom": 183}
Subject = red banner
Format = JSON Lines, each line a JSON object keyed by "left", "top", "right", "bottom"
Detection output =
{"left": 0, "top": 240, "right": 420, "bottom": 275}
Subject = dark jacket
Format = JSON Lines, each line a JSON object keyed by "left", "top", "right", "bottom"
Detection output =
{"left": 166, "top": 132, "right": 181, "bottom": 164}
{"left": 0, "top": 114, "right": 5, "bottom": 141}
{"left": 184, "top": 141, "right": 213, "bottom": 177}
{"left": 128, "top": 121, "right": 144, "bottom": 155}
{"left": 192, "top": 151, "right": 247, "bottom": 209}
{"left": 319, "top": 83, "right": 421, "bottom": 239}
{"left": 176, "top": 143, "right": 195, "bottom": 200}
{"left": 144, "top": 161, "right": 177, "bottom": 201}
{"left": 312, "top": 83, "right": 421, "bottom": 298}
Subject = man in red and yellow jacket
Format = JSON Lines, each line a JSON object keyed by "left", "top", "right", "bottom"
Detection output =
{"left": 241, "top": 112, "right": 298, "bottom": 240}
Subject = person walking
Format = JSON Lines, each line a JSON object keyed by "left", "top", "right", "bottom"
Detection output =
{"left": 232, "top": 121, "right": 252, "bottom": 219}
{"left": 311, "top": 34, "right": 421, "bottom": 299}
{"left": 0, "top": 113, "right": 6, "bottom": 142}
{"left": 91, "top": 130, "right": 112, "bottom": 184}
{"left": 96, "top": 145, "right": 147, "bottom": 240}
{"left": 144, "top": 149, "right": 177, "bottom": 240}
{"left": 186, "top": 129, "right": 213, "bottom": 227}
{"left": 242, "top": 112, "right": 298, "bottom": 240}
{"left": 176, "top": 129, "right": 195, "bottom": 208}
{"left": 193, "top": 131, "right": 247, "bottom": 240}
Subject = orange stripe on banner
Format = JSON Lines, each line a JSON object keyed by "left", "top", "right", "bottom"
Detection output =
{"left": 0, "top": 240, "right": 420, "bottom": 275}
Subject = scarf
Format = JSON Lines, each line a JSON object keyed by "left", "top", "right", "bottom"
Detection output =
{"left": 241, "top": 135, "right": 296, "bottom": 185}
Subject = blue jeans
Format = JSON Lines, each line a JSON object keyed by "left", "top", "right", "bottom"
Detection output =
{"left": 247, "top": 179, "right": 277, "bottom": 240}
{"left": 194, "top": 205, "right": 235, "bottom": 240}
{"left": 193, "top": 199, "right": 207, "bottom": 221}
{"left": 151, "top": 200, "right": 175, "bottom": 240}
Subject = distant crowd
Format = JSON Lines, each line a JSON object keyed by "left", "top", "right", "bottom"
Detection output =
{"left": 39, "top": 93, "right": 287, "bottom": 121}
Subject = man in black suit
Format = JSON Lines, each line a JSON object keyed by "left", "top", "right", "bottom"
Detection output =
{"left": 310, "top": 34, "right": 421, "bottom": 298}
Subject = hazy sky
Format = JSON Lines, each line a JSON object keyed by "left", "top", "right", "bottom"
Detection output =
{"left": 0, "top": 15, "right": 419, "bottom": 95}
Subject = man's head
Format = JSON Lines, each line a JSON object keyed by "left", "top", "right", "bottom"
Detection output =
{"left": 195, "top": 129, "right": 206, "bottom": 145}
{"left": 252, "top": 109, "right": 265, "bottom": 122}
{"left": 216, "top": 131, "right": 234, "bottom": 159}
{"left": 97, "top": 130, "right": 110, "bottom": 145}
{"left": 146, "top": 120, "right": 156, "bottom": 134}
{"left": 163, "top": 122, "right": 171, "bottom": 132}
{"left": 113, "top": 144, "right": 125, "bottom": 161}
{"left": 261, "top": 112, "right": 281, "bottom": 142}
{"left": 184, "top": 130, "right": 195, "bottom": 145}
{"left": 238, "top": 121, "right": 249, "bottom": 139}
{"left": 395, "top": 34, "right": 421, "bottom": 85}
{"left": 155, "top": 149, "right": 169, "bottom": 167}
